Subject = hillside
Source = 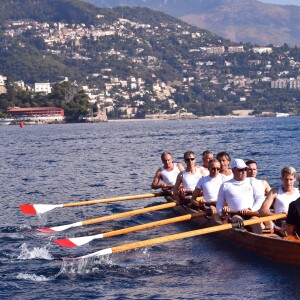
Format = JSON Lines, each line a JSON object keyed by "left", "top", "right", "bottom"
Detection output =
{"left": 86, "top": 0, "right": 300, "bottom": 46}
{"left": 0, "top": 0, "right": 229, "bottom": 84}
{"left": 1, "top": 0, "right": 300, "bottom": 120}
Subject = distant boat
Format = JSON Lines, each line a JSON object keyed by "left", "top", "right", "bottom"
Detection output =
{"left": 0, "top": 118, "right": 14, "bottom": 125}
{"left": 276, "top": 112, "right": 290, "bottom": 117}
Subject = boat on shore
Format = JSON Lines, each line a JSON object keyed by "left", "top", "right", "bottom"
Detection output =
{"left": 173, "top": 205, "right": 300, "bottom": 268}
{"left": 276, "top": 112, "right": 290, "bottom": 117}
{"left": 0, "top": 118, "right": 14, "bottom": 125}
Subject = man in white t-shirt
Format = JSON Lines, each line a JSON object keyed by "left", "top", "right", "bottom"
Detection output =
{"left": 191, "top": 158, "right": 223, "bottom": 209}
{"left": 216, "top": 158, "right": 265, "bottom": 233}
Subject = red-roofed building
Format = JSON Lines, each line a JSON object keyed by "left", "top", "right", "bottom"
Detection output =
{"left": 7, "top": 107, "right": 64, "bottom": 123}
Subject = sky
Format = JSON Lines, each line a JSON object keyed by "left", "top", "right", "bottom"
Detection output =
{"left": 260, "top": 0, "right": 300, "bottom": 5}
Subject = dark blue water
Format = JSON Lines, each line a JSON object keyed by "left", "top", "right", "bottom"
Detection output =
{"left": 1, "top": 117, "right": 300, "bottom": 300}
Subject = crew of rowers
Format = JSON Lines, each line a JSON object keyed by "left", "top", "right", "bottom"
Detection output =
{"left": 151, "top": 150, "right": 300, "bottom": 238}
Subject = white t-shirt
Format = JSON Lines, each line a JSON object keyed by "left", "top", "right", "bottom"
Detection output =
{"left": 196, "top": 174, "right": 223, "bottom": 201}
{"left": 216, "top": 177, "right": 265, "bottom": 215}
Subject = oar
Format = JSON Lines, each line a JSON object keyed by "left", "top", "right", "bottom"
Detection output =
{"left": 37, "top": 202, "right": 179, "bottom": 233}
{"left": 19, "top": 192, "right": 169, "bottom": 215}
{"left": 63, "top": 213, "right": 286, "bottom": 260}
{"left": 54, "top": 205, "right": 245, "bottom": 248}
{"left": 53, "top": 209, "right": 217, "bottom": 247}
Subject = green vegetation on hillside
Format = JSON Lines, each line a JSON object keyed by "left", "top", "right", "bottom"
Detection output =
{"left": 0, "top": 0, "right": 300, "bottom": 120}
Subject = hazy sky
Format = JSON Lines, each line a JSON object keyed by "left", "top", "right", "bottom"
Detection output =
{"left": 260, "top": 0, "right": 300, "bottom": 5}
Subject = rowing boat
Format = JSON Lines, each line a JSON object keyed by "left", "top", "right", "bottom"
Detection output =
{"left": 173, "top": 204, "right": 300, "bottom": 268}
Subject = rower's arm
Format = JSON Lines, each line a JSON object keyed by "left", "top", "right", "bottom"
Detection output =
{"left": 216, "top": 183, "right": 226, "bottom": 215}
{"left": 251, "top": 179, "right": 266, "bottom": 212}
{"left": 190, "top": 188, "right": 203, "bottom": 207}
{"left": 172, "top": 172, "right": 183, "bottom": 196}
{"left": 259, "top": 188, "right": 278, "bottom": 216}
{"left": 151, "top": 169, "right": 164, "bottom": 189}
{"left": 177, "top": 162, "right": 185, "bottom": 172}
{"left": 262, "top": 179, "right": 271, "bottom": 196}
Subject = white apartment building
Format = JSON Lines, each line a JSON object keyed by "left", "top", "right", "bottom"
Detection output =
{"left": 34, "top": 82, "right": 52, "bottom": 94}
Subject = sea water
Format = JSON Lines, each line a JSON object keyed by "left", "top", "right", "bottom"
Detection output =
{"left": 1, "top": 117, "right": 300, "bottom": 300}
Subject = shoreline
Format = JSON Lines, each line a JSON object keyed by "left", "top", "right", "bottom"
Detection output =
{"left": 107, "top": 115, "right": 256, "bottom": 122}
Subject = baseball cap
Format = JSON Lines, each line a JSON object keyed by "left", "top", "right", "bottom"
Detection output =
{"left": 230, "top": 159, "right": 248, "bottom": 169}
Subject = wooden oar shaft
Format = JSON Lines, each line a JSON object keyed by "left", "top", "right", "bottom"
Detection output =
{"left": 63, "top": 192, "right": 165, "bottom": 208}
{"left": 82, "top": 202, "right": 177, "bottom": 226}
{"left": 109, "top": 213, "right": 286, "bottom": 255}
{"left": 104, "top": 211, "right": 209, "bottom": 238}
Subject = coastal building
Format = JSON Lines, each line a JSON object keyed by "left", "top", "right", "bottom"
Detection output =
{"left": 6, "top": 107, "right": 64, "bottom": 123}
{"left": 34, "top": 82, "right": 52, "bottom": 94}
{"left": 228, "top": 46, "right": 244, "bottom": 53}
{"left": 271, "top": 78, "right": 300, "bottom": 89}
{"left": 252, "top": 47, "right": 273, "bottom": 54}
{"left": 205, "top": 46, "right": 225, "bottom": 55}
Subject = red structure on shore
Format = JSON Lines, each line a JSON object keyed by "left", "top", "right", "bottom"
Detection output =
{"left": 7, "top": 107, "right": 64, "bottom": 118}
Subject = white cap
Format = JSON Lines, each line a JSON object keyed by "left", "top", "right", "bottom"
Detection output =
{"left": 230, "top": 159, "right": 248, "bottom": 169}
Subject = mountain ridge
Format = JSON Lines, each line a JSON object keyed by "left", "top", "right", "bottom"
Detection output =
{"left": 1, "top": 0, "right": 300, "bottom": 119}
{"left": 85, "top": 0, "right": 300, "bottom": 46}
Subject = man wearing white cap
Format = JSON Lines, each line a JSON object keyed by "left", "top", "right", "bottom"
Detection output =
{"left": 216, "top": 158, "right": 265, "bottom": 233}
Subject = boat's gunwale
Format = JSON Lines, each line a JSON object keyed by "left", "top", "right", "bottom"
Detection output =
{"left": 173, "top": 205, "right": 300, "bottom": 268}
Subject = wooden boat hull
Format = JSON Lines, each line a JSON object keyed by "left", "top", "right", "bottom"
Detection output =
{"left": 173, "top": 205, "right": 300, "bottom": 268}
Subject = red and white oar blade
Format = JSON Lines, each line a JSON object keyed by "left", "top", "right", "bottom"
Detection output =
{"left": 37, "top": 221, "right": 83, "bottom": 233}
{"left": 54, "top": 238, "right": 78, "bottom": 248}
{"left": 54, "top": 233, "right": 104, "bottom": 248}
{"left": 19, "top": 204, "right": 63, "bottom": 215}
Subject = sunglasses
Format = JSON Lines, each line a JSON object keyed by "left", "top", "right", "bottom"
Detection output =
{"left": 237, "top": 168, "right": 248, "bottom": 173}
{"left": 185, "top": 157, "right": 195, "bottom": 161}
{"left": 211, "top": 167, "right": 220, "bottom": 171}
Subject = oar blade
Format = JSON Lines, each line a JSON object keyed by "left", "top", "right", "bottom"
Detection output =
{"left": 37, "top": 221, "right": 83, "bottom": 233}
{"left": 54, "top": 238, "right": 78, "bottom": 248}
{"left": 19, "top": 204, "right": 62, "bottom": 214}
{"left": 37, "top": 227, "right": 56, "bottom": 233}
{"left": 54, "top": 234, "right": 104, "bottom": 247}
{"left": 19, "top": 204, "right": 37, "bottom": 215}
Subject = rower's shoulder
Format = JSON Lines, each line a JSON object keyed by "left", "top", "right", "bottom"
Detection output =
{"left": 176, "top": 162, "right": 185, "bottom": 171}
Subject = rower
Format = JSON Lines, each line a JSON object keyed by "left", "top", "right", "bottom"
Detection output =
{"left": 246, "top": 159, "right": 271, "bottom": 197}
{"left": 191, "top": 158, "right": 223, "bottom": 210}
{"left": 198, "top": 150, "right": 213, "bottom": 176}
{"left": 151, "top": 151, "right": 184, "bottom": 191}
{"left": 216, "top": 151, "right": 233, "bottom": 181}
{"left": 216, "top": 158, "right": 265, "bottom": 234}
{"left": 259, "top": 166, "right": 300, "bottom": 236}
{"left": 172, "top": 151, "right": 202, "bottom": 205}
{"left": 284, "top": 197, "right": 300, "bottom": 238}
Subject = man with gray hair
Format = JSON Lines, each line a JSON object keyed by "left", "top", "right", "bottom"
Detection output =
{"left": 151, "top": 151, "right": 184, "bottom": 191}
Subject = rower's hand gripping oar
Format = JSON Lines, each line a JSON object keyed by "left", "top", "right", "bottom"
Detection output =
{"left": 54, "top": 209, "right": 217, "bottom": 247}
{"left": 62, "top": 213, "right": 286, "bottom": 260}
{"left": 37, "top": 201, "right": 178, "bottom": 233}
{"left": 19, "top": 191, "right": 169, "bottom": 215}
